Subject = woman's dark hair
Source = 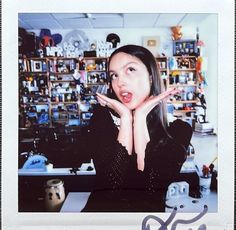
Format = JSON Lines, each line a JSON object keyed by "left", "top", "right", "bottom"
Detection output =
{"left": 108, "top": 44, "right": 168, "bottom": 138}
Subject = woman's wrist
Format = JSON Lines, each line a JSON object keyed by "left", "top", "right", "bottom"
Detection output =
{"left": 133, "top": 112, "right": 146, "bottom": 124}
{"left": 120, "top": 113, "right": 133, "bottom": 124}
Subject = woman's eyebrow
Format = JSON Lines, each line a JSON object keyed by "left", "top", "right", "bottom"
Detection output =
{"left": 124, "top": 61, "right": 139, "bottom": 67}
{"left": 109, "top": 61, "right": 139, "bottom": 72}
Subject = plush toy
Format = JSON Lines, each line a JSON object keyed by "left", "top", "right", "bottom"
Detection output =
{"left": 171, "top": 26, "right": 183, "bottom": 41}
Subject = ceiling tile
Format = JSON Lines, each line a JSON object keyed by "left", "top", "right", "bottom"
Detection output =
{"left": 18, "top": 19, "right": 33, "bottom": 30}
{"left": 90, "top": 15, "right": 123, "bottom": 28}
{"left": 24, "top": 19, "right": 63, "bottom": 30}
{"left": 123, "top": 13, "right": 160, "bottom": 28}
{"left": 18, "top": 13, "right": 53, "bottom": 21}
{"left": 18, "top": 13, "right": 211, "bottom": 30}
{"left": 57, "top": 18, "right": 92, "bottom": 29}
{"left": 52, "top": 13, "right": 87, "bottom": 20}
{"left": 180, "top": 13, "right": 210, "bottom": 27}
{"left": 155, "top": 13, "right": 186, "bottom": 27}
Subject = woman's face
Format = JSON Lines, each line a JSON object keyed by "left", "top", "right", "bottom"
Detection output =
{"left": 109, "top": 52, "right": 151, "bottom": 110}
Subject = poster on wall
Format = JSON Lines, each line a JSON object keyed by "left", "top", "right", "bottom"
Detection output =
{"left": 1, "top": 0, "right": 235, "bottom": 230}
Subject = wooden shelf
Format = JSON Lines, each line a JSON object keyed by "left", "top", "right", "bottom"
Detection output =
{"left": 47, "top": 57, "right": 77, "bottom": 60}
{"left": 174, "top": 110, "right": 196, "bottom": 113}
{"left": 51, "top": 101, "right": 79, "bottom": 105}
{"left": 21, "top": 57, "right": 47, "bottom": 61}
{"left": 169, "top": 69, "right": 196, "bottom": 72}
{"left": 86, "top": 83, "right": 106, "bottom": 86}
{"left": 19, "top": 71, "right": 47, "bottom": 74}
{"left": 168, "top": 84, "right": 197, "bottom": 87}
{"left": 50, "top": 80, "right": 74, "bottom": 82}
{"left": 169, "top": 100, "right": 198, "bottom": 104}
{"left": 49, "top": 72, "right": 74, "bottom": 75}
{"left": 173, "top": 55, "right": 196, "bottom": 58}
{"left": 83, "top": 57, "right": 108, "bottom": 60}
{"left": 24, "top": 102, "right": 49, "bottom": 105}
{"left": 87, "top": 70, "right": 106, "bottom": 72}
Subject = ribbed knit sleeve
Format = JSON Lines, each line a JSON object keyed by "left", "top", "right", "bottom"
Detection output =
{"left": 144, "top": 119, "right": 192, "bottom": 195}
{"left": 86, "top": 106, "right": 134, "bottom": 191}
{"left": 144, "top": 137, "right": 187, "bottom": 195}
{"left": 94, "top": 140, "right": 133, "bottom": 190}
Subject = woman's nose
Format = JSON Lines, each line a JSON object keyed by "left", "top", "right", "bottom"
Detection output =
{"left": 117, "top": 73, "right": 127, "bottom": 87}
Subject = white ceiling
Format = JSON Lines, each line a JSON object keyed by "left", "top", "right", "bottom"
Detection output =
{"left": 18, "top": 13, "right": 210, "bottom": 30}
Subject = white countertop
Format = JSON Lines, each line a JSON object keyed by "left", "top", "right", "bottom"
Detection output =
{"left": 18, "top": 163, "right": 96, "bottom": 176}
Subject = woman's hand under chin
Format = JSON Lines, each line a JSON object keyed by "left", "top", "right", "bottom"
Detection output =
{"left": 133, "top": 87, "right": 180, "bottom": 171}
{"left": 96, "top": 92, "right": 133, "bottom": 155}
{"left": 96, "top": 92, "right": 132, "bottom": 119}
{"left": 134, "top": 87, "right": 181, "bottom": 120}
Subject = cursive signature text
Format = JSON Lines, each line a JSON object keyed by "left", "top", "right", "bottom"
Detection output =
{"left": 142, "top": 205, "right": 208, "bottom": 230}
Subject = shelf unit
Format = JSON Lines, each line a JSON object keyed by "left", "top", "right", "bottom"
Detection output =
{"left": 19, "top": 55, "right": 201, "bottom": 128}
{"left": 156, "top": 56, "right": 169, "bottom": 90}
{"left": 164, "top": 56, "right": 199, "bottom": 123}
{"left": 78, "top": 57, "right": 108, "bottom": 126}
{"left": 19, "top": 57, "right": 109, "bottom": 128}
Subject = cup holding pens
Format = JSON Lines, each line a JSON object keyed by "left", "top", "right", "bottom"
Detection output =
{"left": 199, "top": 175, "right": 212, "bottom": 195}
{"left": 199, "top": 164, "right": 212, "bottom": 195}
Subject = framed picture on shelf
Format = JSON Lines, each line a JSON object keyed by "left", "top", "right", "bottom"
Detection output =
{"left": 173, "top": 40, "right": 198, "bottom": 56}
{"left": 33, "top": 60, "right": 42, "bottom": 72}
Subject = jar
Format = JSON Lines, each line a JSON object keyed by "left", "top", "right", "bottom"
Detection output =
{"left": 44, "top": 179, "right": 65, "bottom": 212}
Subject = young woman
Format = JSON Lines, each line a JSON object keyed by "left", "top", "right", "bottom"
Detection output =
{"left": 81, "top": 45, "right": 192, "bottom": 212}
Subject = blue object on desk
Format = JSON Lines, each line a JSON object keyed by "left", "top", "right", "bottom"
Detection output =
{"left": 22, "top": 154, "right": 48, "bottom": 169}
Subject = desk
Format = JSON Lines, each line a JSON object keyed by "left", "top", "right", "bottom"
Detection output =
{"left": 18, "top": 167, "right": 95, "bottom": 176}
{"left": 18, "top": 163, "right": 96, "bottom": 176}
{"left": 60, "top": 191, "right": 217, "bottom": 213}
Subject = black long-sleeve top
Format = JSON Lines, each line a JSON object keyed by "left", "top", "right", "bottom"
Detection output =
{"left": 81, "top": 105, "right": 192, "bottom": 212}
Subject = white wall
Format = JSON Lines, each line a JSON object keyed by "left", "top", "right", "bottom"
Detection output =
{"left": 198, "top": 14, "right": 218, "bottom": 133}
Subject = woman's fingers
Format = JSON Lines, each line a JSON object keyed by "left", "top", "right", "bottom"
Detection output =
{"left": 135, "top": 87, "right": 181, "bottom": 117}
{"left": 149, "top": 87, "right": 181, "bottom": 106}
{"left": 96, "top": 92, "right": 131, "bottom": 117}
{"left": 96, "top": 92, "right": 113, "bottom": 107}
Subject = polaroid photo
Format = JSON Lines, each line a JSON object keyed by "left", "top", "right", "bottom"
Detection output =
{"left": 1, "top": 0, "right": 235, "bottom": 229}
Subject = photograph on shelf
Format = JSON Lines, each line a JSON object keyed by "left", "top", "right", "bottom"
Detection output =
{"left": 33, "top": 60, "right": 43, "bottom": 72}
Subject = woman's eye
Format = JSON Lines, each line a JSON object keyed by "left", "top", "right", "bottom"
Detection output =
{"left": 110, "top": 73, "right": 117, "bottom": 80}
{"left": 127, "top": 67, "right": 136, "bottom": 73}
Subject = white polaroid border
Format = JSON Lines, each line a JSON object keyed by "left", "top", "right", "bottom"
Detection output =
{"left": 2, "top": 0, "right": 235, "bottom": 229}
